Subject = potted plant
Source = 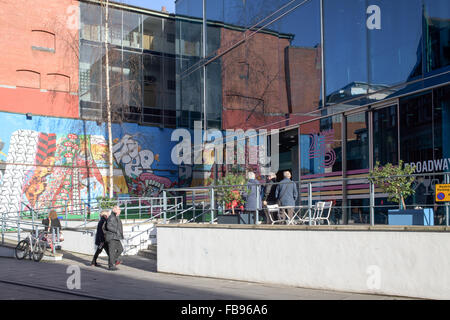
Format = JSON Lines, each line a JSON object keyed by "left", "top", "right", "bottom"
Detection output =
{"left": 368, "top": 161, "right": 431, "bottom": 225}
{"left": 210, "top": 173, "right": 247, "bottom": 224}
{"left": 97, "top": 196, "right": 117, "bottom": 210}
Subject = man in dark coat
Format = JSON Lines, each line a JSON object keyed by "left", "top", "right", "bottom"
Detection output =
{"left": 90, "top": 210, "right": 110, "bottom": 267}
{"left": 104, "top": 205, "right": 124, "bottom": 271}
{"left": 275, "top": 171, "right": 298, "bottom": 223}
{"left": 263, "top": 172, "right": 278, "bottom": 224}
{"left": 243, "top": 172, "right": 263, "bottom": 223}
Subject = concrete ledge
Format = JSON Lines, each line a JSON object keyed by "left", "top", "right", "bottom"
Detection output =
{"left": 0, "top": 245, "right": 15, "bottom": 258}
{"left": 157, "top": 224, "right": 450, "bottom": 299}
{"left": 42, "top": 254, "right": 63, "bottom": 262}
{"left": 156, "top": 223, "right": 450, "bottom": 233}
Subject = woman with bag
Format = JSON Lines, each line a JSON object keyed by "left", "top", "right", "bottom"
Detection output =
{"left": 41, "top": 210, "right": 62, "bottom": 253}
{"left": 91, "top": 210, "right": 111, "bottom": 267}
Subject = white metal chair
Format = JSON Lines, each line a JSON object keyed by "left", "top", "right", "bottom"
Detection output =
{"left": 265, "top": 204, "right": 284, "bottom": 224}
{"left": 316, "top": 201, "right": 333, "bottom": 225}
{"left": 312, "top": 202, "right": 325, "bottom": 225}
{"left": 296, "top": 202, "right": 324, "bottom": 225}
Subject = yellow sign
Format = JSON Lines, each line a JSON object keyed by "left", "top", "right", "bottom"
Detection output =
{"left": 435, "top": 184, "right": 450, "bottom": 202}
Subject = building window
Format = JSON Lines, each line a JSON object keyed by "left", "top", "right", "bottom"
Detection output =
{"left": 123, "top": 11, "right": 142, "bottom": 49}
{"left": 31, "top": 30, "right": 55, "bottom": 52}
{"left": 167, "top": 80, "right": 176, "bottom": 91}
{"left": 47, "top": 73, "right": 70, "bottom": 92}
{"left": 16, "top": 70, "right": 40, "bottom": 89}
{"left": 373, "top": 105, "right": 398, "bottom": 166}
{"left": 399, "top": 92, "right": 433, "bottom": 165}
{"left": 424, "top": 0, "right": 450, "bottom": 73}
{"left": 167, "top": 33, "right": 175, "bottom": 43}
{"left": 346, "top": 112, "right": 369, "bottom": 171}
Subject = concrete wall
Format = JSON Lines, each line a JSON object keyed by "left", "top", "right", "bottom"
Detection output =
{"left": 59, "top": 229, "right": 100, "bottom": 256}
{"left": 157, "top": 224, "right": 450, "bottom": 300}
{"left": 0, "top": 245, "right": 15, "bottom": 258}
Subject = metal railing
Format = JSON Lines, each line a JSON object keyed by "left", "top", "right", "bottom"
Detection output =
{"left": 163, "top": 172, "right": 450, "bottom": 227}
{"left": 0, "top": 213, "right": 63, "bottom": 255}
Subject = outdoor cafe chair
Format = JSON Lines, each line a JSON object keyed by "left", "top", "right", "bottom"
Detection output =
{"left": 265, "top": 204, "right": 285, "bottom": 225}
{"left": 297, "top": 201, "right": 325, "bottom": 225}
{"left": 316, "top": 201, "right": 333, "bottom": 225}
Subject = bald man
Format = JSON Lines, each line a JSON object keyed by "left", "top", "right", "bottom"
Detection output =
{"left": 275, "top": 171, "right": 298, "bottom": 222}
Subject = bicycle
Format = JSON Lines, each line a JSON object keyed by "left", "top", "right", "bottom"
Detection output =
{"left": 15, "top": 231, "right": 47, "bottom": 262}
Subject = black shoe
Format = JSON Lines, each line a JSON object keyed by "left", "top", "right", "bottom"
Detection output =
{"left": 91, "top": 262, "right": 99, "bottom": 267}
{"left": 108, "top": 266, "right": 118, "bottom": 271}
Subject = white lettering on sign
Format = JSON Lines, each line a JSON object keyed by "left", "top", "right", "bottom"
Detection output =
{"left": 367, "top": 5, "right": 381, "bottom": 30}
{"left": 406, "top": 158, "right": 450, "bottom": 174}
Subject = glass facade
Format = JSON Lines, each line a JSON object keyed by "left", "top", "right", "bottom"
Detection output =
{"left": 174, "top": 0, "right": 449, "bottom": 224}
{"left": 79, "top": 2, "right": 177, "bottom": 127}
{"left": 76, "top": 0, "right": 449, "bottom": 224}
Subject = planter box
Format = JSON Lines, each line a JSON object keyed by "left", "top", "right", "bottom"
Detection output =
{"left": 217, "top": 214, "right": 240, "bottom": 224}
{"left": 216, "top": 213, "right": 255, "bottom": 225}
{"left": 387, "top": 209, "right": 434, "bottom": 226}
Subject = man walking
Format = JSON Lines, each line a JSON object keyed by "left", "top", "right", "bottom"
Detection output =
{"left": 263, "top": 172, "right": 277, "bottom": 224}
{"left": 275, "top": 171, "right": 298, "bottom": 223}
{"left": 104, "top": 205, "right": 124, "bottom": 271}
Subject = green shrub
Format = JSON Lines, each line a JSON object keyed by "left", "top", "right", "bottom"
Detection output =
{"left": 368, "top": 160, "right": 415, "bottom": 209}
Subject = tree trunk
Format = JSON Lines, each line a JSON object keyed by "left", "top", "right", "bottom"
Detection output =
{"left": 103, "top": 0, "right": 114, "bottom": 199}
{"left": 401, "top": 196, "right": 406, "bottom": 210}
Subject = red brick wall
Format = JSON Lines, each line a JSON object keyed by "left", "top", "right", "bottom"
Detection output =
{"left": 285, "top": 46, "right": 322, "bottom": 114}
{"left": 220, "top": 28, "right": 321, "bottom": 130}
{"left": 0, "top": 0, "right": 79, "bottom": 118}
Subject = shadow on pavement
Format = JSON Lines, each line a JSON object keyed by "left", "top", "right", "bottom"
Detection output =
{"left": 0, "top": 256, "right": 249, "bottom": 300}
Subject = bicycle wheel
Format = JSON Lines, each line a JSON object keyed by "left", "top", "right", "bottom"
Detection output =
{"left": 15, "top": 240, "right": 29, "bottom": 260}
{"left": 32, "top": 241, "right": 45, "bottom": 262}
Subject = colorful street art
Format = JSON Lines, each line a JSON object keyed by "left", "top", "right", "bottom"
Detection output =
{"left": 0, "top": 113, "right": 178, "bottom": 217}
{"left": 112, "top": 134, "right": 175, "bottom": 197}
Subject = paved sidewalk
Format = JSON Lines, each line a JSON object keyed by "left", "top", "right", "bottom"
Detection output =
{"left": 0, "top": 252, "right": 412, "bottom": 300}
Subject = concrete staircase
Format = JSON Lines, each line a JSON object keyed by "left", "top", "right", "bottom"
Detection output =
{"left": 122, "top": 218, "right": 190, "bottom": 257}
{"left": 121, "top": 222, "right": 156, "bottom": 256}
{"left": 137, "top": 244, "right": 157, "bottom": 260}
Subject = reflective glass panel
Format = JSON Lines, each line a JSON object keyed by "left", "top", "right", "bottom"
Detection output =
{"left": 433, "top": 85, "right": 450, "bottom": 163}
{"left": 324, "top": 0, "right": 368, "bottom": 106}
{"left": 143, "top": 54, "right": 163, "bottom": 108}
{"left": 143, "top": 15, "right": 164, "bottom": 51}
{"left": 373, "top": 105, "right": 398, "bottom": 166}
{"left": 300, "top": 115, "right": 342, "bottom": 176}
{"left": 123, "top": 11, "right": 142, "bottom": 49}
{"left": 101, "top": 7, "right": 122, "bottom": 47}
{"left": 80, "top": 2, "right": 102, "bottom": 42}
{"left": 346, "top": 112, "right": 369, "bottom": 171}
{"left": 368, "top": 0, "right": 423, "bottom": 87}
{"left": 399, "top": 92, "right": 433, "bottom": 167}
{"left": 424, "top": 0, "right": 450, "bottom": 73}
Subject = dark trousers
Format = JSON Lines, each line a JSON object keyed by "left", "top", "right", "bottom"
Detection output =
{"left": 91, "top": 242, "right": 109, "bottom": 264}
{"left": 107, "top": 240, "right": 123, "bottom": 267}
{"left": 264, "top": 201, "right": 277, "bottom": 224}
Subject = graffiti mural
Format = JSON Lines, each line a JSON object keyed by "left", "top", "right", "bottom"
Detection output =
{"left": 0, "top": 113, "right": 178, "bottom": 217}
{"left": 113, "top": 134, "right": 174, "bottom": 197}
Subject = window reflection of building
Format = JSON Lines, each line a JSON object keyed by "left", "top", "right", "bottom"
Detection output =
{"left": 79, "top": 2, "right": 176, "bottom": 127}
